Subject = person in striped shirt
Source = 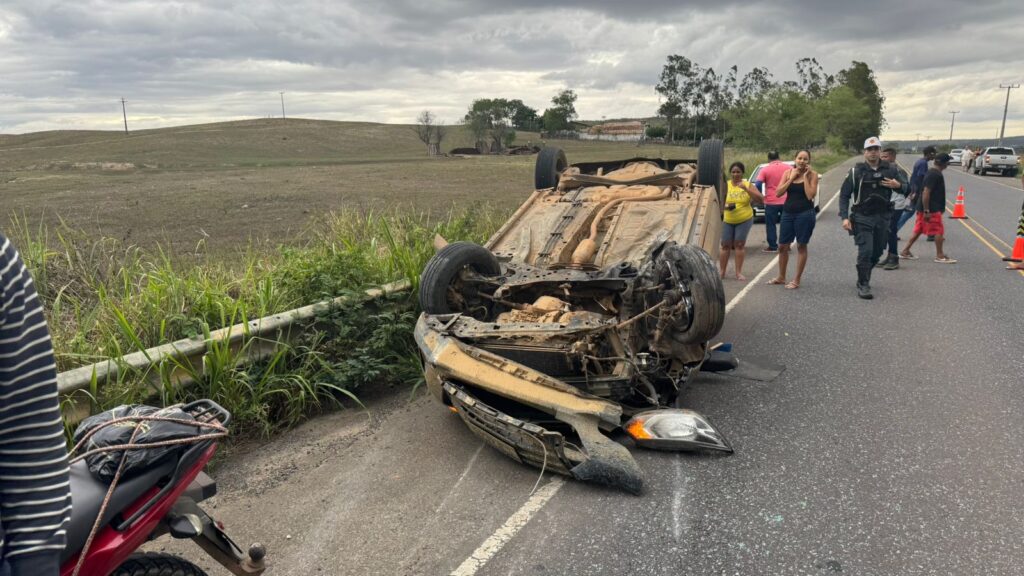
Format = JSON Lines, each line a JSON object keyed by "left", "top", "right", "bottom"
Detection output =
{"left": 0, "top": 233, "right": 71, "bottom": 576}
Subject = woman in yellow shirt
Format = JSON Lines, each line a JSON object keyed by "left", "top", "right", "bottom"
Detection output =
{"left": 720, "top": 161, "right": 764, "bottom": 281}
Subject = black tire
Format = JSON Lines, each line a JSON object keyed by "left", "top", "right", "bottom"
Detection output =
{"left": 419, "top": 242, "right": 501, "bottom": 315}
{"left": 696, "top": 139, "right": 726, "bottom": 207}
{"left": 656, "top": 243, "right": 725, "bottom": 345}
{"left": 111, "top": 553, "right": 208, "bottom": 576}
{"left": 534, "top": 147, "right": 568, "bottom": 190}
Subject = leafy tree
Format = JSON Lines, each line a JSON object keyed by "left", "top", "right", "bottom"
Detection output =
{"left": 738, "top": 67, "right": 775, "bottom": 103}
{"left": 507, "top": 99, "right": 539, "bottom": 130}
{"left": 657, "top": 99, "right": 683, "bottom": 141}
{"left": 836, "top": 61, "right": 885, "bottom": 135}
{"left": 816, "top": 86, "right": 871, "bottom": 149}
{"left": 541, "top": 89, "right": 578, "bottom": 132}
{"left": 725, "top": 87, "right": 822, "bottom": 150}
{"left": 794, "top": 58, "right": 835, "bottom": 99}
{"left": 645, "top": 125, "right": 668, "bottom": 139}
{"left": 656, "top": 55, "right": 735, "bottom": 142}
{"left": 464, "top": 98, "right": 515, "bottom": 151}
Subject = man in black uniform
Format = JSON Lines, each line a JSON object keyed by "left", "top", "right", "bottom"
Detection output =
{"left": 839, "top": 136, "right": 903, "bottom": 300}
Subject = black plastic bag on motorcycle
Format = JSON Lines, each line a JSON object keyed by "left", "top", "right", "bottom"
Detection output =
{"left": 73, "top": 405, "right": 201, "bottom": 483}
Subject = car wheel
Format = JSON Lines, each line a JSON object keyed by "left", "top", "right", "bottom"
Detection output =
{"left": 697, "top": 139, "right": 726, "bottom": 207}
{"left": 419, "top": 242, "right": 501, "bottom": 315}
{"left": 654, "top": 243, "right": 725, "bottom": 345}
{"left": 534, "top": 147, "right": 567, "bottom": 190}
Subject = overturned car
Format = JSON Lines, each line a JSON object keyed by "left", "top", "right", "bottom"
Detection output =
{"left": 415, "top": 140, "right": 733, "bottom": 493}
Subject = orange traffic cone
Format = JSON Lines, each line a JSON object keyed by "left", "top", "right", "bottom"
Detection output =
{"left": 950, "top": 186, "right": 968, "bottom": 219}
{"left": 1002, "top": 201, "right": 1024, "bottom": 263}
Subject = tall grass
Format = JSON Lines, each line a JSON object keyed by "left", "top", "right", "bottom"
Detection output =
{"left": 9, "top": 206, "right": 504, "bottom": 435}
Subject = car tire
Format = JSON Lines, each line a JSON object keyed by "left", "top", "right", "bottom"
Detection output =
{"left": 656, "top": 243, "right": 725, "bottom": 345}
{"left": 697, "top": 139, "right": 726, "bottom": 207}
{"left": 534, "top": 147, "right": 567, "bottom": 190}
{"left": 112, "top": 553, "right": 208, "bottom": 576}
{"left": 419, "top": 242, "right": 501, "bottom": 315}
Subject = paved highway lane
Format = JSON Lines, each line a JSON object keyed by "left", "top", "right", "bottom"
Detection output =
{"left": 157, "top": 157, "right": 1023, "bottom": 575}
{"left": 476, "top": 161, "right": 1024, "bottom": 575}
{"left": 898, "top": 155, "right": 1023, "bottom": 275}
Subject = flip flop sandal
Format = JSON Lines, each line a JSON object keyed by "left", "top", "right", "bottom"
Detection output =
{"left": 767, "top": 278, "right": 785, "bottom": 285}
{"left": 934, "top": 257, "right": 957, "bottom": 264}
{"left": 899, "top": 252, "right": 918, "bottom": 260}
{"left": 785, "top": 281, "right": 800, "bottom": 289}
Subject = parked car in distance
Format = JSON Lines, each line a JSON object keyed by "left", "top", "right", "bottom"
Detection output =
{"left": 972, "top": 146, "right": 1020, "bottom": 177}
{"left": 949, "top": 149, "right": 964, "bottom": 165}
{"left": 748, "top": 161, "right": 821, "bottom": 221}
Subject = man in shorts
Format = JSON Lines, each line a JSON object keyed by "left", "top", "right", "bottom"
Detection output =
{"left": 907, "top": 146, "right": 937, "bottom": 242}
{"left": 900, "top": 153, "right": 956, "bottom": 263}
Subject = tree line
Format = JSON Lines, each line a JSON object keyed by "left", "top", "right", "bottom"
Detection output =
{"left": 415, "top": 89, "right": 577, "bottom": 155}
{"left": 656, "top": 56, "right": 884, "bottom": 151}
{"left": 415, "top": 56, "right": 885, "bottom": 155}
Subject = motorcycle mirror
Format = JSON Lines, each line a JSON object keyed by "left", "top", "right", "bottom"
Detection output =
{"left": 625, "top": 409, "right": 733, "bottom": 453}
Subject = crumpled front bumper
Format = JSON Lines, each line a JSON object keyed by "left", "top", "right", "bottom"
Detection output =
{"left": 415, "top": 314, "right": 645, "bottom": 493}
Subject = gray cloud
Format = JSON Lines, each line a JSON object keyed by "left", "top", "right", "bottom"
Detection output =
{"left": 0, "top": 0, "right": 1022, "bottom": 138}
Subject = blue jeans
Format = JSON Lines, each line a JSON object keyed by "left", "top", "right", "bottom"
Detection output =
{"left": 888, "top": 209, "right": 915, "bottom": 255}
{"left": 764, "top": 205, "right": 784, "bottom": 250}
{"left": 896, "top": 209, "right": 915, "bottom": 231}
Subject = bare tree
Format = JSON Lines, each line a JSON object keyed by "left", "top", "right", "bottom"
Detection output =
{"left": 414, "top": 110, "right": 446, "bottom": 156}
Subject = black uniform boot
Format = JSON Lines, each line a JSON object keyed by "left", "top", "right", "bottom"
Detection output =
{"left": 856, "top": 266, "right": 874, "bottom": 300}
{"left": 883, "top": 254, "right": 900, "bottom": 270}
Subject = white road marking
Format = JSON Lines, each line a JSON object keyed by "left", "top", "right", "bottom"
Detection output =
{"left": 435, "top": 443, "right": 486, "bottom": 514}
{"left": 725, "top": 185, "right": 842, "bottom": 314}
{"left": 449, "top": 478, "right": 565, "bottom": 576}
{"left": 671, "top": 460, "right": 688, "bottom": 541}
{"left": 451, "top": 174, "right": 850, "bottom": 575}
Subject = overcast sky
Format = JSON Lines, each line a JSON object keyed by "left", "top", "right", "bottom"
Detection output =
{"left": 1, "top": 0, "right": 1022, "bottom": 140}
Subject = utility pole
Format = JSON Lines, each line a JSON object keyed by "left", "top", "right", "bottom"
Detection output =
{"left": 120, "top": 98, "right": 128, "bottom": 134}
{"left": 279, "top": 92, "right": 286, "bottom": 119}
{"left": 998, "top": 83, "right": 1019, "bottom": 144}
{"left": 948, "top": 111, "right": 959, "bottom": 142}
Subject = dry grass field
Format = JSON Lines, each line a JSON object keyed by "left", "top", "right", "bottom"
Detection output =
{"left": 1, "top": 118, "right": 723, "bottom": 258}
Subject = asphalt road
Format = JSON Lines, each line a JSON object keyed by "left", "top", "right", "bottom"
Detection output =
{"left": 166, "top": 157, "right": 1024, "bottom": 576}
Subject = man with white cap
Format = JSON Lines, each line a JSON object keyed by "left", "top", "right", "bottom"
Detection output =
{"left": 838, "top": 136, "right": 903, "bottom": 299}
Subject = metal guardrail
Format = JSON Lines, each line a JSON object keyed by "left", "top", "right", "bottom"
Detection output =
{"left": 57, "top": 280, "right": 412, "bottom": 398}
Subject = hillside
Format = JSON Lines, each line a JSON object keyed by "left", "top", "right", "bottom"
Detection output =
{"left": 0, "top": 118, "right": 702, "bottom": 258}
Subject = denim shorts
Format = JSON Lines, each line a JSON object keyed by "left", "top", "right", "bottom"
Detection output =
{"left": 721, "top": 218, "right": 754, "bottom": 244}
{"left": 779, "top": 209, "right": 816, "bottom": 245}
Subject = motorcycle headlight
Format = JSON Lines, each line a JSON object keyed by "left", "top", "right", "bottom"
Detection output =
{"left": 625, "top": 409, "right": 732, "bottom": 453}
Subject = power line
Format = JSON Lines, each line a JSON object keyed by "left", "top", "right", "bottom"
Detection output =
{"left": 948, "top": 110, "right": 959, "bottom": 142}
{"left": 998, "top": 83, "right": 1019, "bottom": 144}
{"left": 120, "top": 98, "right": 128, "bottom": 134}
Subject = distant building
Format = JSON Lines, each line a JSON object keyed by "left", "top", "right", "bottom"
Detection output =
{"left": 580, "top": 120, "right": 645, "bottom": 142}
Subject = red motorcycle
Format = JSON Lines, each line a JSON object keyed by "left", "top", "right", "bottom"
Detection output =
{"left": 60, "top": 400, "right": 266, "bottom": 576}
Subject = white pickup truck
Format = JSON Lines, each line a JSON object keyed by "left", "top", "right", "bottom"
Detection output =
{"left": 971, "top": 146, "right": 1020, "bottom": 177}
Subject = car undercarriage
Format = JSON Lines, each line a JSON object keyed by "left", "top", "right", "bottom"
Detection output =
{"left": 415, "top": 140, "right": 735, "bottom": 493}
